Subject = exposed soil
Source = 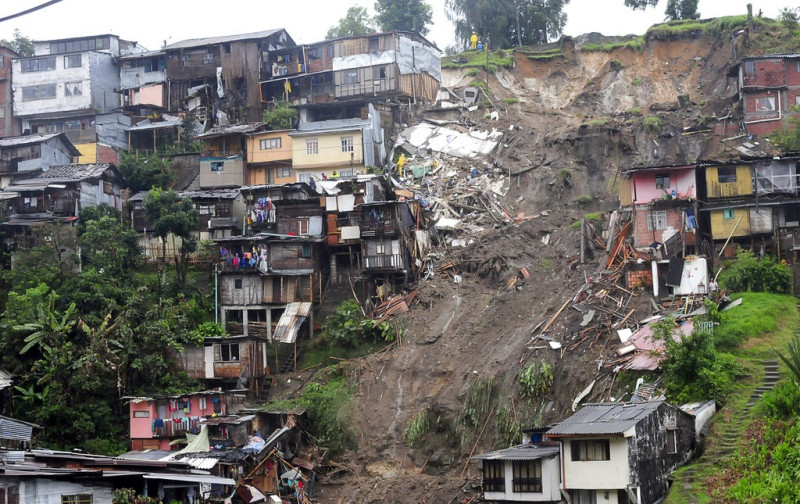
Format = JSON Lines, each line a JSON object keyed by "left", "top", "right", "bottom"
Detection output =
{"left": 271, "top": 29, "right": 770, "bottom": 503}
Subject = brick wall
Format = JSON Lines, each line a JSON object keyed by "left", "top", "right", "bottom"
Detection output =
{"left": 633, "top": 206, "right": 684, "bottom": 248}
{"left": 627, "top": 267, "right": 653, "bottom": 289}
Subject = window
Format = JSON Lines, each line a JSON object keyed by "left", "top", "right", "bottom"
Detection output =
{"left": 755, "top": 96, "right": 776, "bottom": 112}
{"left": 21, "top": 56, "right": 56, "bottom": 73}
{"left": 181, "top": 54, "right": 190, "bottom": 64}
{"left": 0, "top": 55, "right": 4, "bottom": 67}
{"left": 723, "top": 208, "right": 736, "bottom": 220}
{"left": 298, "top": 218, "right": 309, "bottom": 235}
{"left": 234, "top": 278, "right": 243, "bottom": 289}
{"left": 369, "top": 36, "right": 379, "bottom": 52}
{"left": 260, "top": 137, "right": 282, "bottom": 150}
{"left": 64, "top": 54, "right": 82, "bottom": 68}
{"left": 512, "top": 460, "right": 542, "bottom": 493}
{"left": 216, "top": 343, "right": 239, "bottom": 362}
{"left": 133, "top": 410, "right": 150, "bottom": 418}
{"left": 646, "top": 210, "right": 668, "bottom": 231}
{"left": 344, "top": 70, "right": 359, "bottom": 84}
{"left": 373, "top": 66, "right": 387, "bottom": 80}
{"left": 305, "top": 138, "right": 318, "bottom": 155}
{"left": 210, "top": 161, "right": 224, "bottom": 172}
{"left": 482, "top": 460, "right": 505, "bottom": 492}
{"left": 22, "top": 84, "right": 57, "bottom": 101}
{"left": 717, "top": 166, "right": 737, "bottom": 183}
{"left": 655, "top": 173, "right": 670, "bottom": 189}
{"left": 64, "top": 82, "right": 83, "bottom": 96}
{"left": 278, "top": 166, "right": 293, "bottom": 178}
{"left": 62, "top": 496, "right": 92, "bottom": 504}
{"left": 301, "top": 243, "right": 311, "bottom": 258}
{"left": 327, "top": 44, "right": 334, "bottom": 58}
{"left": 744, "top": 60, "right": 754, "bottom": 75}
{"left": 571, "top": 439, "right": 611, "bottom": 461}
{"left": 341, "top": 136, "right": 354, "bottom": 153}
{"left": 375, "top": 243, "right": 386, "bottom": 254}
{"left": 203, "top": 52, "right": 214, "bottom": 64}
{"left": 667, "top": 427, "right": 678, "bottom": 454}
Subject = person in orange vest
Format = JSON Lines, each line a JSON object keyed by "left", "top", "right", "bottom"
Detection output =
{"left": 470, "top": 31, "right": 478, "bottom": 51}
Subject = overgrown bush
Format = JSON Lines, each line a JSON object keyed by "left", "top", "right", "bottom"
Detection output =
{"left": 719, "top": 249, "right": 792, "bottom": 294}
{"left": 321, "top": 299, "right": 394, "bottom": 347}
{"left": 403, "top": 409, "right": 429, "bottom": 447}
{"left": 758, "top": 383, "right": 800, "bottom": 420}
{"left": 495, "top": 403, "right": 523, "bottom": 448}
{"left": 518, "top": 360, "right": 554, "bottom": 399}
{"left": 263, "top": 101, "right": 297, "bottom": 129}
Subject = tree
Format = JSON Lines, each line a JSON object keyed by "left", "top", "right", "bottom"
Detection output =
{"left": 623, "top": 0, "right": 699, "bottom": 21}
{"left": 327, "top": 6, "right": 377, "bottom": 39}
{"left": 375, "top": 0, "right": 433, "bottom": 35}
{"left": 263, "top": 101, "right": 298, "bottom": 129}
{"left": 142, "top": 188, "right": 199, "bottom": 297}
{"left": 446, "top": 0, "right": 569, "bottom": 48}
{"left": 118, "top": 152, "right": 175, "bottom": 193}
{"left": 0, "top": 29, "right": 34, "bottom": 57}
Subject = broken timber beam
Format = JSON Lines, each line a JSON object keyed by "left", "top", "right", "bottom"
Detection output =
{"left": 540, "top": 298, "right": 572, "bottom": 335}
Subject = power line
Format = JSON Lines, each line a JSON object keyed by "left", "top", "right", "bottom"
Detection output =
{"left": 0, "top": 0, "right": 65, "bottom": 24}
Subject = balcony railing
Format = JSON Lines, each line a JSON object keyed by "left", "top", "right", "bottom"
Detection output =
{"left": 151, "top": 416, "right": 201, "bottom": 437}
{"left": 364, "top": 254, "right": 403, "bottom": 270}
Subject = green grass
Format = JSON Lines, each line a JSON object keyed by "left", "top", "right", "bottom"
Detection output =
{"left": 582, "top": 117, "right": 609, "bottom": 126}
{"left": 631, "top": 77, "right": 642, "bottom": 86}
{"left": 299, "top": 336, "right": 387, "bottom": 369}
{"left": 574, "top": 194, "right": 596, "bottom": 204}
{"left": 504, "top": 97, "right": 519, "bottom": 105}
{"left": 647, "top": 15, "right": 777, "bottom": 39}
{"left": 628, "top": 107, "right": 642, "bottom": 115}
{"left": 715, "top": 292, "right": 798, "bottom": 355}
{"left": 464, "top": 67, "right": 479, "bottom": 77}
{"left": 643, "top": 115, "right": 661, "bottom": 131}
{"left": 468, "top": 79, "right": 489, "bottom": 93}
{"left": 580, "top": 36, "right": 645, "bottom": 52}
{"left": 536, "top": 258, "right": 555, "bottom": 271}
{"left": 441, "top": 50, "right": 515, "bottom": 71}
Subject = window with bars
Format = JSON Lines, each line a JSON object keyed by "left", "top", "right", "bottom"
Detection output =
{"left": 646, "top": 210, "right": 668, "bottom": 231}
{"left": 655, "top": 173, "right": 670, "bottom": 189}
{"left": 744, "top": 60, "right": 754, "bottom": 74}
{"left": 482, "top": 460, "right": 505, "bottom": 492}
{"left": 512, "top": 460, "right": 542, "bottom": 493}
{"left": 62, "top": 496, "right": 92, "bottom": 504}
{"left": 571, "top": 439, "right": 611, "bottom": 461}
{"left": 341, "top": 136, "right": 354, "bottom": 153}
{"left": 305, "top": 139, "right": 318, "bottom": 155}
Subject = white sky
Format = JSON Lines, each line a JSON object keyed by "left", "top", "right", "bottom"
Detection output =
{"left": 0, "top": 0, "right": 792, "bottom": 53}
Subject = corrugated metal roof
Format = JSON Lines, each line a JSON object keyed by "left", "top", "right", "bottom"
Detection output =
{"left": 12, "top": 164, "right": 113, "bottom": 185}
{"left": 118, "top": 450, "right": 173, "bottom": 461}
{"left": 472, "top": 444, "right": 559, "bottom": 461}
{"left": 0, "top": 370, "right": 13, "bottom": 391}
{"left": 0, "top": 132, "right": 81, "bottom": 156}
{"left": 142, "top": 472, "right": 234, "bottom": 485}
{"left": 546, "top": 401, "right": 665, "bottom": 437}
{"left": 126, "top": 119, "right": 182, "bottom": 132}
{"left": 165, "top": 29, "right": 283, "bottom": 50}
{"left": 195, "top": 123, "right": 268, "bottom": 140}
{"left": 742, "top": 53, "right": 800, "bottom": 61}
{"left": 200, "top": 414, "right": 255, "bottom": 426}
{"left": 0, "top": 416, "right": 39, "bottom": 441}
{"left": 273, "top": 302, "right": 312, "bottom": 344}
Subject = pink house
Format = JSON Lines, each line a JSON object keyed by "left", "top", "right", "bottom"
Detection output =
{"left": 128, "top": 391, "right": 227, "bottom": 451}
{"left": 623, "top": 165, "right": 698, "bottom": 251}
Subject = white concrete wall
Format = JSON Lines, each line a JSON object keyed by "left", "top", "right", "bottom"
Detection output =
{"left": 562, "top": 437, "right": 629, "bottom": 490}
{"left": 483, "top": 456, "right": 562, "bottom": 502}
{"left": 19, "top": 479, "right": 114, "bottom": 504}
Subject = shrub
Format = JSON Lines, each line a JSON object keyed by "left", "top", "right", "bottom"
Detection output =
{"left": 321, "top": 300, "right": 394, "bottom": 347}
{"left": 403, "top": 409, "right": 429, "bottom": 447}
{"left": 518, "top": 360, "right": 554, "bottom": 399}
{"left": 631, "top": 77, "right": 642, "bottom": 86}
{"left": 758, "top": 382, "right": 800, "bottom": 420}
{"left": 628, "top": 107, "right": 642, "bottom": 114}
{"left": 643, "top": 116, "right": 661, "bottom": 132}
{"left": 496, "top": 403, "right": 523, "bottom": 448}
{"left": 504, "top": 97, "right": 519, "bottom": 104}
{"left": 719, "top": 249, "right": 792, "bottom": 294}
{"left": 465, "top": 67, "right": 479, "bottom": 77}
{"left": 262, "top": 101, "right": 297, "bottom": 129}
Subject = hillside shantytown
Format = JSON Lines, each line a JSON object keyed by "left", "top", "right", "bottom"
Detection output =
{"left": 2, "top": 4, "right": 800, "bottom": 504}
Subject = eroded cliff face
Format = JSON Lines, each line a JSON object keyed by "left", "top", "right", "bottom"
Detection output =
{"left": 309, "top": 31, "right": 753, "bottom": 504}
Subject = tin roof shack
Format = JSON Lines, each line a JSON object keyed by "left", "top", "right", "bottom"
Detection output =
{"left": 4, "top": 163, "right": 123, "bottom": 222}
{"left": 246, "top": 129, "right": 294, "bottom": 185}
{"left": 196, "top": 123, "right": 270, "bottom": 188}
{"left": 546, "top": 400, "right": 695, "bottom": 504}
{"left": 12, "top": 35, "right": 141, "bottom": 165}
{"left": 472, "top": 443, "right": 562, "bottom": 503}
{"left": 119, "top": 50, "right": 167, "bottom": 114}
{"left": 164, "top": 29, "right": 294, "bottom": 124}
{"left": 0, "top": 132, "right": 80, "bottom": 188}
{"left": 0, "top": 46, "right": 21, "bottom": 138}
{"left": 128, "top": 188, "right": 245, "bottom": 260}
{"left": 260, "top": 31, "right": 441, "bottom": 106}
{"left": 0, "top": 415, "right": 40, "bottom": 450}
{"left": 125, "top": 116, "right": 183, "bottom": 155}
{"left": 172, "top": 334, "right": 270, "bottom": 398}
{"left": 128, "top": 390, "right": 229, "bottom": 451}
{"left": 216, "top": 234, "right": 322, "bottom": 343}
{"left": 737, "top": 53, "right": 800, "bottom": 137}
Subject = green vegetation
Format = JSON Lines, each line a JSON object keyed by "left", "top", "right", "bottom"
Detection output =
{"left": 464, "top": 67, "right": 480, "bottom": 77}
{"left": 580, "top": 36, "right": 645, "bottom": 52}
{"left": 442, "top": 50, "right": 515, "bottom": 71}
{"left": 643, "top": 115, "right": 661, "bottom": 132}
{"left": 627, "top": 107, "right": 642, "bottom": 115}
{"left": 504, "top": 97, "right": 520, "bottom": 104}
{"left": 495, "top": 402, "right": 523, "bottom": 448}
{"left": 609, "top": 59, "right": 625, "bottom": 70}
{"left": 574, "top": 194, "right": 597, "bottom": 204}
{"left": 468, "top": 79, "right": 489, "bottom": 93}
{"left": 518, "top": 360, "right": 554, "bottom": 399}
{"left": 646, "top": 15, "right": 777, "bottom": 40}
{"left": 118, "top": 152, "right": 175, "bottom": 193}
{"left": 403, "top": 409, "right": 430, "bottom": 447}
{"left": 536, "top": 258, "right": 555, "bottom": 271}
{"left": 326, "top": 6, "right": 376, "bottom": 39}
{"left": 719, "top": 250, "right": 792, "bottom": 295}
{"left": 583, "top": 117, "right": 609, "bottom": 126}
{"left": 520, "top": 48, "right": 568, "bottom": 62}
{"left": 262, "top": 101, "right": 298, "bottom": 129}
{"left": 320, "top": 299, "right": 395, "bottom": 347}
{"left": 265, "top": 374, "right": 357, "bottom": 454}
{"left": 0, "top": 29, "right": 34, "bottom": 57}
{"left": 631, "top": 77, "right": 642, "bottom": 86}
{"left": 375, "top": 0, "right": 433, "bottom": 36}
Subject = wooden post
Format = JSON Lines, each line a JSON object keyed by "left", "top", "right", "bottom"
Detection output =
{"left": 580, "top": 218, "right": 586, "bottom": 264}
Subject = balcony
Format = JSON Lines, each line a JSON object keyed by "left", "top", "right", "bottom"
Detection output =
{"left": 361, "top": 218, "right": 398, "bottom": 237}
{"left": 364, "top": 254, "right": 403, "bottom": 271}
{"left": 151, "top": 416, "right": 201, "bottom": 438}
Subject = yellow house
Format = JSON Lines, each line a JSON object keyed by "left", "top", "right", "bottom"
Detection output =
{"left": 289, "top": 128, "right": 364, "bottom": 183}
{"left": 246, "top": 129, "right": 294, "bottom": 185}
{"left": 705, "top": 165, "right": 753, "bottom": 199}
{"left": 709, "top": 207, "right": 751, "bottom": 240}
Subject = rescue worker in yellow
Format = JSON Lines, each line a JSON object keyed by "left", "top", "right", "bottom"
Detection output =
{"left": 470, "top": 31, "right": 478, "bottom": 51}
{"left": 396, "top": 153, "right": 407, "bottom": 177}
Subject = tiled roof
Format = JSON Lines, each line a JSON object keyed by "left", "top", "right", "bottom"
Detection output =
{"left": 546, "top": 401, "right": 664, "bottom": 437}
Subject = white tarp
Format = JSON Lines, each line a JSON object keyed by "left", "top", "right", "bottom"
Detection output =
{"left": 309, "top": 216, "right": 323, "bottom": 236}
{"left": 756, "top": 162, "right": 796, "bottom": 194}
{"left": 750, "top": 207, "right": 773, "bottom": 233}
{"left": 397, "top": 123, "right": 502, "bottom": 159}
{"left": 337, "top": 194, "right": 355, "bottom": 212}
{"left": 341, "top": 226, "right": 360, "bottom": 240}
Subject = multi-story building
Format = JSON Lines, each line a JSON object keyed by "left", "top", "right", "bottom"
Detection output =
{"left": 0, "top": 45, "right": 21, "bottom": 138}
{"left": 738, "top": 53, "right": 800, "bottom": 137}
{"left": 0, "top": 132, "right": 80, "bottom": 188}
{"left": 119, "top": 49, "right": 167, "bottom": 115}
{"left": 12, "top": 34, "right": 146, "bottom": 164}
